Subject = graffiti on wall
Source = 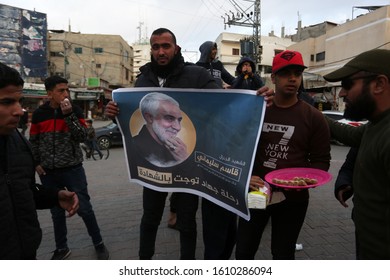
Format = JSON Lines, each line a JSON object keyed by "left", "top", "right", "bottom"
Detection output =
{"left": 0, "top": 4, "right": 47, "bottom": 78}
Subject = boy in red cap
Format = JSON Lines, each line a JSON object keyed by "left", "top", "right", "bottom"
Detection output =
{"left": 235, "top": 50, "right": 331, "bottom": 259}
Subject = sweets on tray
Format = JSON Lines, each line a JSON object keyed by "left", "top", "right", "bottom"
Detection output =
{"left": 272, "top": 177, "right": 318, "bottom": 186}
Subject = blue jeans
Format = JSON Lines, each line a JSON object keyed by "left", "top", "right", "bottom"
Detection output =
{"left": 40, "top": 164, "right": 103, "bottom": 250}
{"left": 85, "top": 140, "right": 103, "bottom": 158}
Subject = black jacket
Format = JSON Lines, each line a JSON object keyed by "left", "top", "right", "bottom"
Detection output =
{"left": 30, "top": 101, "right": 87, "bottom": 169}
{"left": 136, "top": 51, "right": 219, "bottom": 89}
{"left": 334, "top": 147, "right": 357, "bottom": 201}
{"left": 231, "top": 56, "right": 264, "bottom": 90}
{"left": 0, "top": 130, "right": 59, "bottom": 259}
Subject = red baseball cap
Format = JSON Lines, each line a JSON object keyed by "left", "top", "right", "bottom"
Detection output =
{"left": 272, "top": 50, "right": 307, "bottom": 74}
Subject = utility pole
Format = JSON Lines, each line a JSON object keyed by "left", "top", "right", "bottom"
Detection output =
{"left": 63, "top": 40, "right": 70, "bottom": 79}
{"left": 221, "top": 0, "right": 262, "bottom": 69}
{"left": 136, "top": 22, "right": 144, "bottom": 44}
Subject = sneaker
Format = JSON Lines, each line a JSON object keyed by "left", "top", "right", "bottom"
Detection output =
{"left": 51, "top": 248, "right": 71, "bottom": 260}
{"left": 95, "top": 243, "right": 109, "bottom": 260}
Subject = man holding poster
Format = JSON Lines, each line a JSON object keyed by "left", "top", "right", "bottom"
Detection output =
{"left": 105, "top": 28, "right": 272, "bottom": 260}
{"left": 105, "top": 28, "right": 219, "bottom": 260}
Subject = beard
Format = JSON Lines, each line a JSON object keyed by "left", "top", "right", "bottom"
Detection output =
{"left": 343, "top": 83, "right": 376, "bottom": 121}
{"left": 150, "top": 50, "right": 184, "bottom": 78}
{"left": 152, "top": 122, "right": 178, "bottom": 144}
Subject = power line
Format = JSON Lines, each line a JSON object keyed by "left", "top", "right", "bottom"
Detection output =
{"left": 221, "top": 0, "right": 262, "bottom": 66}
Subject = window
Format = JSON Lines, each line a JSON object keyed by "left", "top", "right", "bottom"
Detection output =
{"left": 316, "top": 51, "right": 325, "bottom": 62}
{"left": 123, "top": 50, "right": 129, "bottom": 61}
{"left": 54, "top": 72, "right": 64, "bottom": 77}
{"left": 310, "top": 54, "right": 314, "bottom": 62}
{"left": 50, "top": 51, "right": 63, "bottom": 57}
{"left": 274, "top": 49, "right": 283, "bottom": 56}
{"left": 263, "top": 65, "right": 272, "bottom": 74}
{"left": 74, "top": 47, "right": 82, "bottom": 54}
{"left": 96, "top": 64, "right": 102, "bottom": 69}
{"left": 94, "top": 47, "right": 103, "bottom": 54}
{"left": 232, "top": 48, "right": 239, "bottom": 55}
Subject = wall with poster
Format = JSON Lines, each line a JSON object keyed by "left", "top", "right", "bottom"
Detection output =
{"left": 0, "top": 4, "right": 47, "bottom": 79}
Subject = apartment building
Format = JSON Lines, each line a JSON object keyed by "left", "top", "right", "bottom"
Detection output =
{"left": 215, "top": 32, "right": 294, "bottom": 79}
{"left": 288, "top": 5, "right": 390, "bottom": 110}
{"left": 48, "top": 30, "right": 134, "bottom": 89}
{"left": 48, "top": 31, "right": 136, "bottom": 118}
{"left": 290, "top": 5, "right": 390, "bottom": 78}
{"left": 216, "top": 5, "right": 390, "bottom": 109}
{"left": 132, "top": 42, "right": 150, "bottom": 81}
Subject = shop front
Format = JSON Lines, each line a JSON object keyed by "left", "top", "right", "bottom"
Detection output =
{"left": 70, "top": 89, "right": 105, "bottom": 120}
{"left": 21, "top": 83, "right": 48, "bottom": 119}
{"left": 21, "top": 84, "right": 111, "bottom": 120}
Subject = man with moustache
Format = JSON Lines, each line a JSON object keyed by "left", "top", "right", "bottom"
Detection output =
{"left": 30, "top": 75, "right": 108, "bottom": 260}
{"left": 0, "top": 62, "right": 79, "bottom": 260}
{"left": 133, "top": 92, "right": 188, "bottom": 168}
{"left": 323, "top": 49, "right": 390, "bottom": 259}
{"left": 105, "top": 28, "right": 219, "bottom": 260}
{"left": 105, "top": 28, "right": 274, "bottom": 260}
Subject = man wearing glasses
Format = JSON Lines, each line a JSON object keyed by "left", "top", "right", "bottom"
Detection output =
{"left": 323, "top": 49, "right": 390, "bottom": 259}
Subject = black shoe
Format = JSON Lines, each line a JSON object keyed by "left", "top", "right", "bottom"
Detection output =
{"left": 51, "top": 248, "right": 71, "bottom": 260}
{"left": 95, "top": 243, "right": 109, "bottom": 260}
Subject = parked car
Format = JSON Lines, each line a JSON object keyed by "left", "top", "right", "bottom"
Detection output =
{"left": 322, "top": 110, "right": 367, "bottom": 145}
{"left": 95, "top": 122, "right": 123, "bottom": 149}
{"left": 322, "top": 110, "right": 367, "bottom": 127}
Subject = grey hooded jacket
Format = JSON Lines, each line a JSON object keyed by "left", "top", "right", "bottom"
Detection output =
{"left": 196, "top": 41, "right": 235, "bottom": 88}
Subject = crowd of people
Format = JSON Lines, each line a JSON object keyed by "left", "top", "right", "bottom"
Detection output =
{"left": 1, "top": 26, "right": 390, "bottom": 260}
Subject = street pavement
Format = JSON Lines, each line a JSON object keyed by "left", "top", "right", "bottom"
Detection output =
{"left": 36, "top": 121, "right": 355, "bottom": 260}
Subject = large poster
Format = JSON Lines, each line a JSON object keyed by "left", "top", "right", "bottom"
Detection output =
{"left": 0, "top": 4, "right": 47, "bottom": 77}
{"left": 113, "top": 88, "right": 265, "bottom": 220}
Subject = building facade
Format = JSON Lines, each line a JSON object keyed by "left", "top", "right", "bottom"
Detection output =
{"left": 216, "top": 5, "right": 390, "bottom": 110}
{"left": 215, "top": 32, "right": 294, "bottom": 87}
{"left": 288, "top": 5, "right": 390, "bottom": 110}
{"left": 132, "top": 42, "right": 150, "bottom": 81}
{"left": 47, "top": 31, "right": 136, "bottom": 118}
{"left": 48, "top": 30, "right": 134, "bottom": 89}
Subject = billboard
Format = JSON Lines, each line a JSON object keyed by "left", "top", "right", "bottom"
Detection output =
{"left": 0, "top": 4, "right": 47, "bottom": 78}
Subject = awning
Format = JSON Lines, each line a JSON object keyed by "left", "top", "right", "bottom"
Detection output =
{"left": 70, "top": 89, "right": 103, "bottom": 100}
{"left": 23, "top": 83, "right": 47, "bottom": 98}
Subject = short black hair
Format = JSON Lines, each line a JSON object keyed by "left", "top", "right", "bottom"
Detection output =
{"left": 0, "top": 62, "right": 24, "bottom": 89}
{"left": 150, "top": 28, "right": 177, "bottom": 45}
{"left": 44, "top": 75, "right": 68, "bottom": 91}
